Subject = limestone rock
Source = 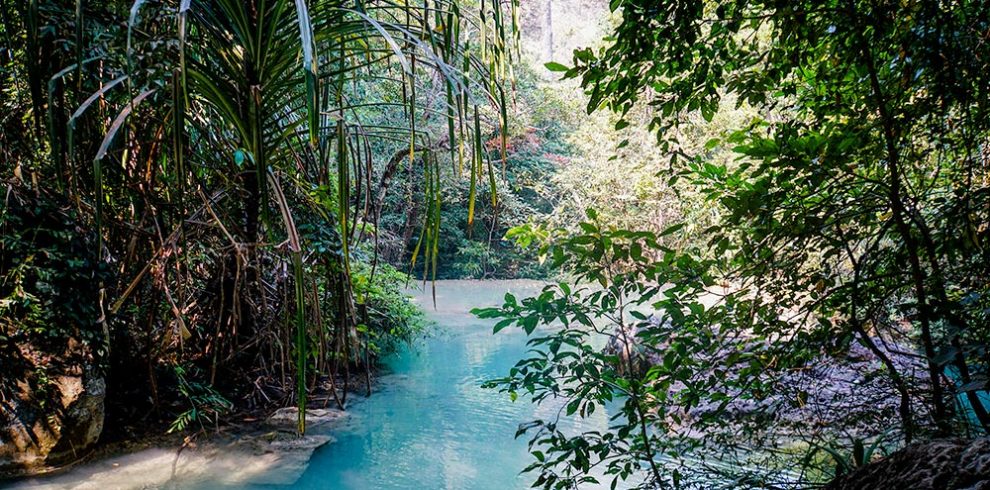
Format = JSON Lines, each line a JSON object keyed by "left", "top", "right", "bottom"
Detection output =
{"left": 827, "top": 438, "right": 990, "bottom": 490}
{"left": 266, "top": 407, "right": 348, "bottom": 428}
{"left": 0, "top": 365, "right": 106, "bottom": 475}
{"left": 10, "top": 428, "right": 333, "bottom": 489}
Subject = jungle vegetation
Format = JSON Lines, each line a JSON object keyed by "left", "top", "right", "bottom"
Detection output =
{"left": 3, "top": 0, "right": 990, "bottom": 488}
{"left": 478, "top": 0, "right": 990, "bottom": 488}
{"left": 1, "top": 0, "right": 518, "bottom": 436}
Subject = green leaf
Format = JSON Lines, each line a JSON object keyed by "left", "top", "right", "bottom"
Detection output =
{"left": 493, "top": 318, "right": 515, "bottom": 333}
{"left": 659, "top": 223, "right": 686, "bottom": 237}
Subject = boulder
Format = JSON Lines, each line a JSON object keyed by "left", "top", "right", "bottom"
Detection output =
{"left": 0, "top": 358, "right": 106, "bottom": 475}
{"left": 827, "top": 438, "right": 990, "bottom": 490}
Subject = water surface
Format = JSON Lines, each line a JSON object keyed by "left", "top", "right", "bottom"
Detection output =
{"left": 286, "top": 279, "right": 614, "bottom": 489}
{"left": 14, "top": 280, "right": 620, "bottom": 490}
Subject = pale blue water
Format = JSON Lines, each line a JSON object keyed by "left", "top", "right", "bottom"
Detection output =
{"left": 11, "top": 280, "right": 818, "bottom": 489}
{"left": 287, "top": 279, "right": 616, "bottom": 490}
{"left": 13, "top": 280, "right": 622, "bottom": 490}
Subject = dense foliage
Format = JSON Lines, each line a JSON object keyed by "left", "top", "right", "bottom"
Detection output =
{"left": 1, "top": 188, "right": 108, "bottom": 414}
{"left": 4, "top": 0, "right": 990, "bottom": 486}
{"left": 1, "top": 0, "right": 515, "bottom": 435}
{"left": 483, "top": 0, "right": 990, "bottom": 487}
{"left": 374, "top": 62, "right": 568, "bottom": 279}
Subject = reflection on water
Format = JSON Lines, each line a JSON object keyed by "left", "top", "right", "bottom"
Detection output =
{"left": 284, "top": 280, "right": 617, "bottom": 490}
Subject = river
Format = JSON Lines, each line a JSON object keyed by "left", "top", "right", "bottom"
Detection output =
{"left": 15, "top": 280, "right": 623, "bottom": 490}
{"left": 283, "top": 279, "right": 615, "bottom": 489}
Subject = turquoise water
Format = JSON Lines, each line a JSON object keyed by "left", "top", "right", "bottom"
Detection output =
{"left": 13, "top": 280, "right": 621, "bottom": 490}
{"left": 287, "top": 280, "right": 616, "bottom": 490}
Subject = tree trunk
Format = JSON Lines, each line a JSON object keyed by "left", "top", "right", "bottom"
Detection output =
{"left": 856, "top": 16, "right": 951, "bottom": 434}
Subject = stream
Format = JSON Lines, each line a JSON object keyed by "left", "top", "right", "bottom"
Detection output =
{"left": 12, "top": 281, "right": 936, "bottom": 489}
{"left": 283, "top": 279, "right": 616, "bottom": 489}
{"left": 12, "top": 280, "right": 624, "bottom": 490}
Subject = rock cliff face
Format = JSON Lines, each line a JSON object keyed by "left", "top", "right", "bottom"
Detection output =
{"left": 827, "top": 438, "right": 990, "bottom": 490}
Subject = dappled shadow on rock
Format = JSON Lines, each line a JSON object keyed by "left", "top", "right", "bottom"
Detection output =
{"left": 826, "top": 438, "right": 990, "bottom": 490}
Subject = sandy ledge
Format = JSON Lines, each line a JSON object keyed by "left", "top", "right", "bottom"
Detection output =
{"left": 8, "top": 408, "right": 348, "bottom": 489}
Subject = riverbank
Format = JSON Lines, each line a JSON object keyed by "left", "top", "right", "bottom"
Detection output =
{"left": 6, "top": 407, "right": 351, "bottom": 489}
{"left": 2, "top": 281, "right": 540, "bottom": 489}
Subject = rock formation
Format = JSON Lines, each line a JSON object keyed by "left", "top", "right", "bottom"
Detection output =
{"left": 827, "top": 438, "right": 990, "bottom": 490}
